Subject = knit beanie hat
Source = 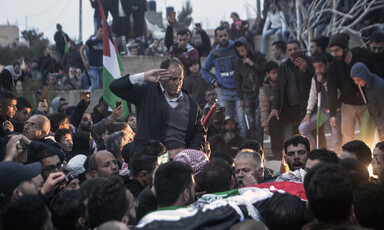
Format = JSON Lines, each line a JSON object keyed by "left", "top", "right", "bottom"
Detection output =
{"left": 329, "top": 33, "right": 350, "bottom": 49}
{"left": 174, "top": 149, "right": 209, "bottom": 176}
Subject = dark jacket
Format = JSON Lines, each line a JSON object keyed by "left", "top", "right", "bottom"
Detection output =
{"left": 193, "top": 30, "right": 212, "bottom": 57}
{"left": 54, "top": 31, "right": 70, "bottom": 55}
{"left": 125, "top": 178, "right": 145, "bottom": 198}
{"left": 70, "top": 99, "right": 90, "bottom": 130}
{"left": 208, "top": 132, "right": 245, "bottom": 158}
{"left": 272, "top": 58, "right": 314, "bottom": 115}
{"left": 90, "top": 0, "right": 110, "bottom": 19}
{"left": 90, "top": 105, "right": 110, "bottom": 124}
{"left": 369, "top": 50, "right": 384, "bottom": 79}
{"left": 0, "top": 66, "right": 25, "bottom": 92}
{"left": 327, "top": 47, "right": 372, "bottom": 117}
{"left": 62, "top": 49, "right": 84, "bottom": 72}
{"left": 165, "top": 26, "right": 211, "bottom": 57}
{"left": 27, "top": 138, "right": 64, "bottom": 163}
{"left": 110, "top": 0, "right": 132, "bottom": 37}
{"left": 183, "top": 73, "right": 212, "bottom": 108}
{"left": 136, "top": 185, "right": 157, "bottom": 222}
{"left": 234, "top": 36, "right": 266, "bottom": 99}
{"left": 350, "top": 62, "right": 384, "bottom": 134}
{"left": 109, "top": 74, "right": 206, "bottom": 151}
{"left": 72, "top": 130, "right": 93, "bottom": 157}
{"left": 10, "top": 119, "right": 24, "bottom": 134}
{"left": 42, "top": 57, "right": 64, "bottom": 76}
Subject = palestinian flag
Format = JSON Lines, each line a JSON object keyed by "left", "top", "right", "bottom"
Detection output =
{"left": 316, "top": 92, "right": 328, "bottom": 147}
{"left": 98, "top": 0, "right": 129, "bottom": 118}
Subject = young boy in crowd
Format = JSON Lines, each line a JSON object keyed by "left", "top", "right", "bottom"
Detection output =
{"left": 259, "top": 61, "right": 279, "bottom": 159}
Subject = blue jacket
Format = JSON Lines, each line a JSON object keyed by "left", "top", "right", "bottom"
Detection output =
{"left": 350, "top": 62, "right": 384, "bottom": 132}
{"left": 201, "top": 40, "right": 238, "bottom": 89}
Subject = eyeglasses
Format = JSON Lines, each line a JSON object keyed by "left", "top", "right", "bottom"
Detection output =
{"left": 42, "top": 162, "right": 62, "bottom": 172}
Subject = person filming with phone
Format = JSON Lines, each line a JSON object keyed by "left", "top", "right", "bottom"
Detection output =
{"left": 267, "top": 40, "right": 314, "bottom": 142}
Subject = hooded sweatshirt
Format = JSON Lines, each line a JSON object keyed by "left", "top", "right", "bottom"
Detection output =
{"left": 234, "top": 36, "right": 266, "bottom": 98}
{"left": 0, "top": 65, "right": 24, "bottom": 91}
{"left": 201, "top": 40, "right": 238, "bottom": 89}
{"left": 350, "top": 62, "right": 384, "bottom": 133}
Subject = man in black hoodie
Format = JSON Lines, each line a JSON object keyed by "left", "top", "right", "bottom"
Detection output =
{"left": 234, "top": 37, "right": 266, "bottom": 143}
{"left": 327, "top": 33, "right": 372, "bottom": 143}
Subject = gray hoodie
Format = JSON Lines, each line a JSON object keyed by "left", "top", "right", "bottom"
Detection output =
{"left": 351, "top": 62, "right": 384, "bottom": 133}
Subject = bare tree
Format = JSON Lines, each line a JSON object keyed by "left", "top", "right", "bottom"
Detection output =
{"left": 285, "top": 0, "right": 384, "bottom": 49}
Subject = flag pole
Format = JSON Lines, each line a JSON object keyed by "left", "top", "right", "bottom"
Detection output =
{"left": 358, "top": 85, "right": 367, "bottom": 104}
{"left": 316, "top": 91, "right": 321, "bottom": 148}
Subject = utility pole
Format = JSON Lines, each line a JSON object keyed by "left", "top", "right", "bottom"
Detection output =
{"left": 79, "top": 0, "right": 83, "bottom": 41}
{"left": 256, "top": 0, "right": 261, "bottom": 18}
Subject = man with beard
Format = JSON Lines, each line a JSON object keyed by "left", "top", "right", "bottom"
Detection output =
{"left": 78, "top": 113, "right": 93, "bottom": 132}
{"left": 309, "top": 36, "right": 333, "bottom": 62}
{"left": 372, "top": 141, "right": 384, "bottom": 184}
{"left": 267, "top": 40, "right": 314, "bottom": 140}
{"left": 62, "top": 41, "right": 83, "bottom": 72}
{"left": 201, "top": 26, "right": 247, "bottom": 138}
{"left": 0, "top": 91, "right": 17, "bottom": 137}
{"left": 110, "top": 58, "right": 205, "bottom": 153}
{"left": 368, "top": 31, "right": 384, "bottom": 79}
{"left": 272, "top": 40, "right": 287, "bottom": 64}
{"left": 327, "top": 33, "right": 372, "bottom": 143}
{"left": 209, "top": 116, "right": 245, "bottom": 158}
{"left": 283, "top": 135, "right": 310, "bottom": 172}
{"left": 89, "top": 150, "right": 119, "bottom": 178}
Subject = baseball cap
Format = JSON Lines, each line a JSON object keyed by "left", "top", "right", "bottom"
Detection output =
{"left": 0, "top": 161, "right": 42, "bottom": 197}
{"left": 223, "top": 116, "right": 235, "bottom": 124}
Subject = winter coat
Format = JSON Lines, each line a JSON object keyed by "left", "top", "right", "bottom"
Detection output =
{"left": 272, "top": 57, "right": 314, "bottom": 115}
{"left": 109, "top": 74, "right": 206, "bottom": 151}
{"left": 234, "top": 36, "right": 266, "bottom": 99}
{"left": 350, "top": 62, "right": 384, "bottom": 135}
{"left": 327, "top": 47, "right": 372, "bottom": 117}
{"left": 0, "top": 65, "right": 25, "bottom": 91}
{"left": 259, "top": 77, "right": 276, "bottom": 131}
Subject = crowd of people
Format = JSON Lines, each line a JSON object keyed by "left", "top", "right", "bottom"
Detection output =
{"left": 1, "top": 0, "right": 384, "bottom": 229}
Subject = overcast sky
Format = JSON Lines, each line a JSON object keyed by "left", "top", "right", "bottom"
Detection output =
{"left": 0, "top": 0, "right": 262, "bottom": 44}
